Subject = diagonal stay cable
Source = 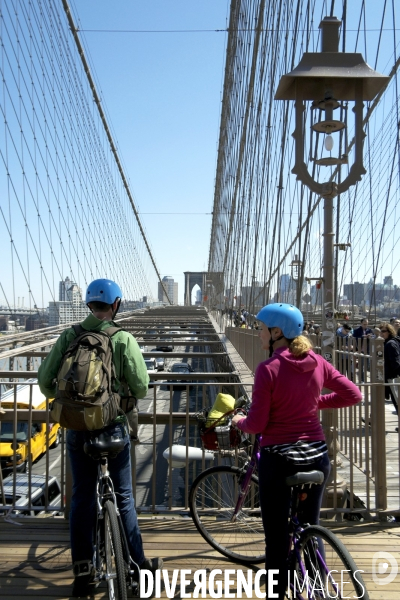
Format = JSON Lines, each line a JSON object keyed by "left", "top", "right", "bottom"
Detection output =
{"left": 60, "top": 0, "right": 171, "bottom": 304}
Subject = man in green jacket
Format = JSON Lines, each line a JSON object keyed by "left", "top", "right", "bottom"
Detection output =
{"left": 38, "top": 278, "right": 162, "bottom": 597}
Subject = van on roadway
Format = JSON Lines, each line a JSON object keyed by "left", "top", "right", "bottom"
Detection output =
{"left": 0, "top": 380, "right": 61, "bottom": 473}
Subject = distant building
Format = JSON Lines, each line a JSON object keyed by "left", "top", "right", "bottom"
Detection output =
{"left": 25, "top": 315, "right": 48, "bottom": 331}
{"left": 343, "top": 282, "right": 369, "bottom": 306}
{"left": 0, "top": 316, "right": 9, "bottom": 331}
{"left": 384, "top": 275, "right": 394, "bottom": 287}
{"left": 120, "top": 300, "right": 144, "bottom": 311}
{"left": 158, "top": 276, "right": 178, "bottom": 304}
{"left": 49, "top": 278, "right": 88, "bottom": 326}
{"left": 48, "top": 301, "right": 89, "bottom": 327}
{"left": 59, "top": 277, "right": 71, "bottom": 301}
{"left": 240, "top": 282, "right": 264, "bottom": 311}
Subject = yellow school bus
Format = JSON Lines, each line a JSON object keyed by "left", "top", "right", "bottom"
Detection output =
{"left": 0, "top": 380, "right": 61, "bottom": 473}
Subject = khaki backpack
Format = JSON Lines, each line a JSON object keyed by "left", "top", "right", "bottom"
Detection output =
{"left": 50, "top": 325, "right": 122, "bottom": 431}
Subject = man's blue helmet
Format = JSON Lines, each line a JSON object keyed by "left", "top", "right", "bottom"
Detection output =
{"left": 85, "top": 279, "right": 122, "bottom": 305}
{"left": 256, "top": 303, "right": 303, "bottom": 338}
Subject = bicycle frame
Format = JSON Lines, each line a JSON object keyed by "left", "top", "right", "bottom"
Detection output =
{"left": 93, "top": 457, "right": 139, "bottom": 594}
{"left": 231, "top": 435, "right": 260, "bottom": 520}
{"left": 192, "top": 422, "right": 368, "bottom": 599}
{"left": 230, "top": 436, "right": 340, "bottom": 599}
{"left": 95, "top": 457, "right": 118, "bottom": 511}
{"left": 288, "top": 515, "right": 323, "bottom": 599}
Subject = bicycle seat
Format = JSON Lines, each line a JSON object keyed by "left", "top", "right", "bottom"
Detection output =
{"left": 285, "top": 470, "right": 324, "bottom": 487}
{"left": 84, "top": 430, "right": 126, "bottom": 460}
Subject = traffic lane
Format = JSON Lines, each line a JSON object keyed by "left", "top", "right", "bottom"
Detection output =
{"left": 135, "top": 380, "right": 203, "bottom": 507}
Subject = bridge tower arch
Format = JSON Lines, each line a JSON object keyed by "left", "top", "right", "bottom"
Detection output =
{"left": 184, "top": 272, "right": 207, "bottom": 306}
{"left": 184, "top": 272, "right": 225, "bottom": 307}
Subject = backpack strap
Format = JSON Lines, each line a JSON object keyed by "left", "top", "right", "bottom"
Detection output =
{"left": 72, "top": 324, "right": 85, "bottom": 337}
{"left": 103, "top": 326, "right": 122, "bottom": 338}
{"left": 71, "top": 324, "right": 122, "bottom": 338}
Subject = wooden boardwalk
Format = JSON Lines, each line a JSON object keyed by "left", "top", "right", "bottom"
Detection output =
{"left": 0, "top": 515, "right": 398, "bottom": 599}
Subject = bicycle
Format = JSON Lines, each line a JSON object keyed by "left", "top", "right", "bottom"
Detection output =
{"left": 189, "top": 413, "right": 369, "bottom": 600}
{"left": 83, "top": 430, "right": 140, "bottom": 599}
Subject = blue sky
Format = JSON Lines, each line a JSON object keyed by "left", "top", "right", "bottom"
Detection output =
{"left": 69, "top": 0, "right": 230, "bottom": 303}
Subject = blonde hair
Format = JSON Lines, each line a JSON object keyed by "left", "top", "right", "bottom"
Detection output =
{"left": 289, "top": 335, "right": 313, "bottom": 358}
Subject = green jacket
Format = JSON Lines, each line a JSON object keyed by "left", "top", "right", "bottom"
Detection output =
{"left": 37, "top": 313, "right": 149, "bottom": 400}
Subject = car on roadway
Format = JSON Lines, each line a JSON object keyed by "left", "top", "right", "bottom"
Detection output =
{"left": 0, "top": 381, "right": 61, "bottom": 474}
{"left": 145, "top": 330, "right": 158, "bottom": 339}
{"left": 144, "top": 358, "right": 158, "bottom": 375}
{"left": 0, "top": 473, "right": 62, "bottom": 516}
{"left": 144, "top": 358, "right": 158, "bottom": 387}
{"left": 168, "top": 362, "right": 194, "bottom": 389}
{"left": 155, "top": 357, "right": 165, "bottom": 371}
{"left": 155, "top": 339, "right": 174, "bottom": 352}
{"left": 182, "top": 335, "right": 198, "bottom": 342}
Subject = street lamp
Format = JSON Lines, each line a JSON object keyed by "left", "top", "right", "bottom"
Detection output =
{"left": 275, "top": 16, "right": 388, "bottom": 501}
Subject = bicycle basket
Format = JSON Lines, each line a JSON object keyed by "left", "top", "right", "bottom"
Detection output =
{"left": 198, "top": 409, "right": 242, "bottom": 451}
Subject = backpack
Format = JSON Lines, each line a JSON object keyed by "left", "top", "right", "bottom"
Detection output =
{"left": 50, "top": 325, "right": 122, "bottom": 431}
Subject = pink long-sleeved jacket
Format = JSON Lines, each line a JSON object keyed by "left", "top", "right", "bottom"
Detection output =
{"left": 236, "top": 346, "right": 362, "bottom": 446}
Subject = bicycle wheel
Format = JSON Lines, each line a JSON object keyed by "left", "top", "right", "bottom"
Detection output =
{"left": 291, "top": 525, "right": 369, "bottom": 600}
{"left": 101, "top": 500, "right": 128, "bottom": 600}
{"left": 189, "top": 465, "right": 265, "bottom": 564}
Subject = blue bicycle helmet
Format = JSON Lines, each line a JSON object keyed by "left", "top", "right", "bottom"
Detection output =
{"left": 85, "top": 279, "right": 123, "bottom": 305}
{"left": 256, "top": 303, "right": 303, "bottom": 339}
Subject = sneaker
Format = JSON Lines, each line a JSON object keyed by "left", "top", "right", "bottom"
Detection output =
{"left": 140, "top": 557, "right": 163, "bottom": 576}
{"left": 72, "top": 575, "right": 96, "bottom": 598}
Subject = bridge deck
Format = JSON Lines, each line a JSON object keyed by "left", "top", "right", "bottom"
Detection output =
{"left": 0, "top": 516, "right": 398, "bottom": 598}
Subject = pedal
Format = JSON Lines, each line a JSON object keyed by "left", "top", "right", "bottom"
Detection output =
{"left": 130, "top": 581, "right": 139, "bottom": 596}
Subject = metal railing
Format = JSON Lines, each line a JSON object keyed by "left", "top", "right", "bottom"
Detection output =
{"left": 1, "top": 333, "right": 399, "bottom": 519}
{"left": 0, "top": 380, "right": 251, "bottom": 517}
{"left": 224, "top": 326, "right": 399, "bottom": 519}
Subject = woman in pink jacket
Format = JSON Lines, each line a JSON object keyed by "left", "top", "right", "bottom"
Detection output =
{"left": 232, "top": 303, "right": 361, "bottom": 600}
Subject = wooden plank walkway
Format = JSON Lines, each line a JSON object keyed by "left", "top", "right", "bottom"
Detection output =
{"left": 0, "top": 516, "right": 398, "bottom": 598}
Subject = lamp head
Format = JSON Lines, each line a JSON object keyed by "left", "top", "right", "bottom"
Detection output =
{"left": 275, "top": 17, "right": 389, "bottom": 102}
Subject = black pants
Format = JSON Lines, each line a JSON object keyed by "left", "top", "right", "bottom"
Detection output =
{"left": 385, "top": 379, "right": 398, "bottom": 412}
{"left": 258, "top": 448, "right": 331, "bottom": 600}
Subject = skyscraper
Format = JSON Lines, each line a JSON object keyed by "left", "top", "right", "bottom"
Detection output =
{"left": 158, "top": 276, "right": 178, "bottom": 304}
{"left": 49, "top": 277, "right": 88, "bottom": 326}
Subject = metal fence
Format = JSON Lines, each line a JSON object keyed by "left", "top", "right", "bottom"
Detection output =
{"left": 224, "top": 326, "right": 399, "bottom": 520}
{"left": 0, "top": 380, "right": 251, "bottom": 517}
{"left": 0, "top": 331, "right": 399, "bottom": 520}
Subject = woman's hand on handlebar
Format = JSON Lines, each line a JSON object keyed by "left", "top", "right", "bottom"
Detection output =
{"left": 232, "top": 410, "right": 246, "bottom": 428}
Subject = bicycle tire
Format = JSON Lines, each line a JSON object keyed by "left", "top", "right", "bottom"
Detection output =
{"left": 189, "top": 465, "right": 265, "bottom": 564}
{"left": 291, "top": 524, "right": 369, "bottom": 600}
{"left": 102, "top": 500, "right": 128, "bottom": 600}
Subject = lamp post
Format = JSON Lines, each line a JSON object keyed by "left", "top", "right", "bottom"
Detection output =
{"left": 275, "top": 16, "right": 388, "bottom": 503}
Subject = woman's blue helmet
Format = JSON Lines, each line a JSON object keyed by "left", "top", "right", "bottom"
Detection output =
{"left": 85, "top": 279, "right": 122, "bottom": 305}
{"left": 256, "top": 303, "right": 303, "bottom": 338}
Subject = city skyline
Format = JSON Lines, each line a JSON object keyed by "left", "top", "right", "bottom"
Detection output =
{"left": 2, "top": 272, "right": 400, "bottom": 311}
